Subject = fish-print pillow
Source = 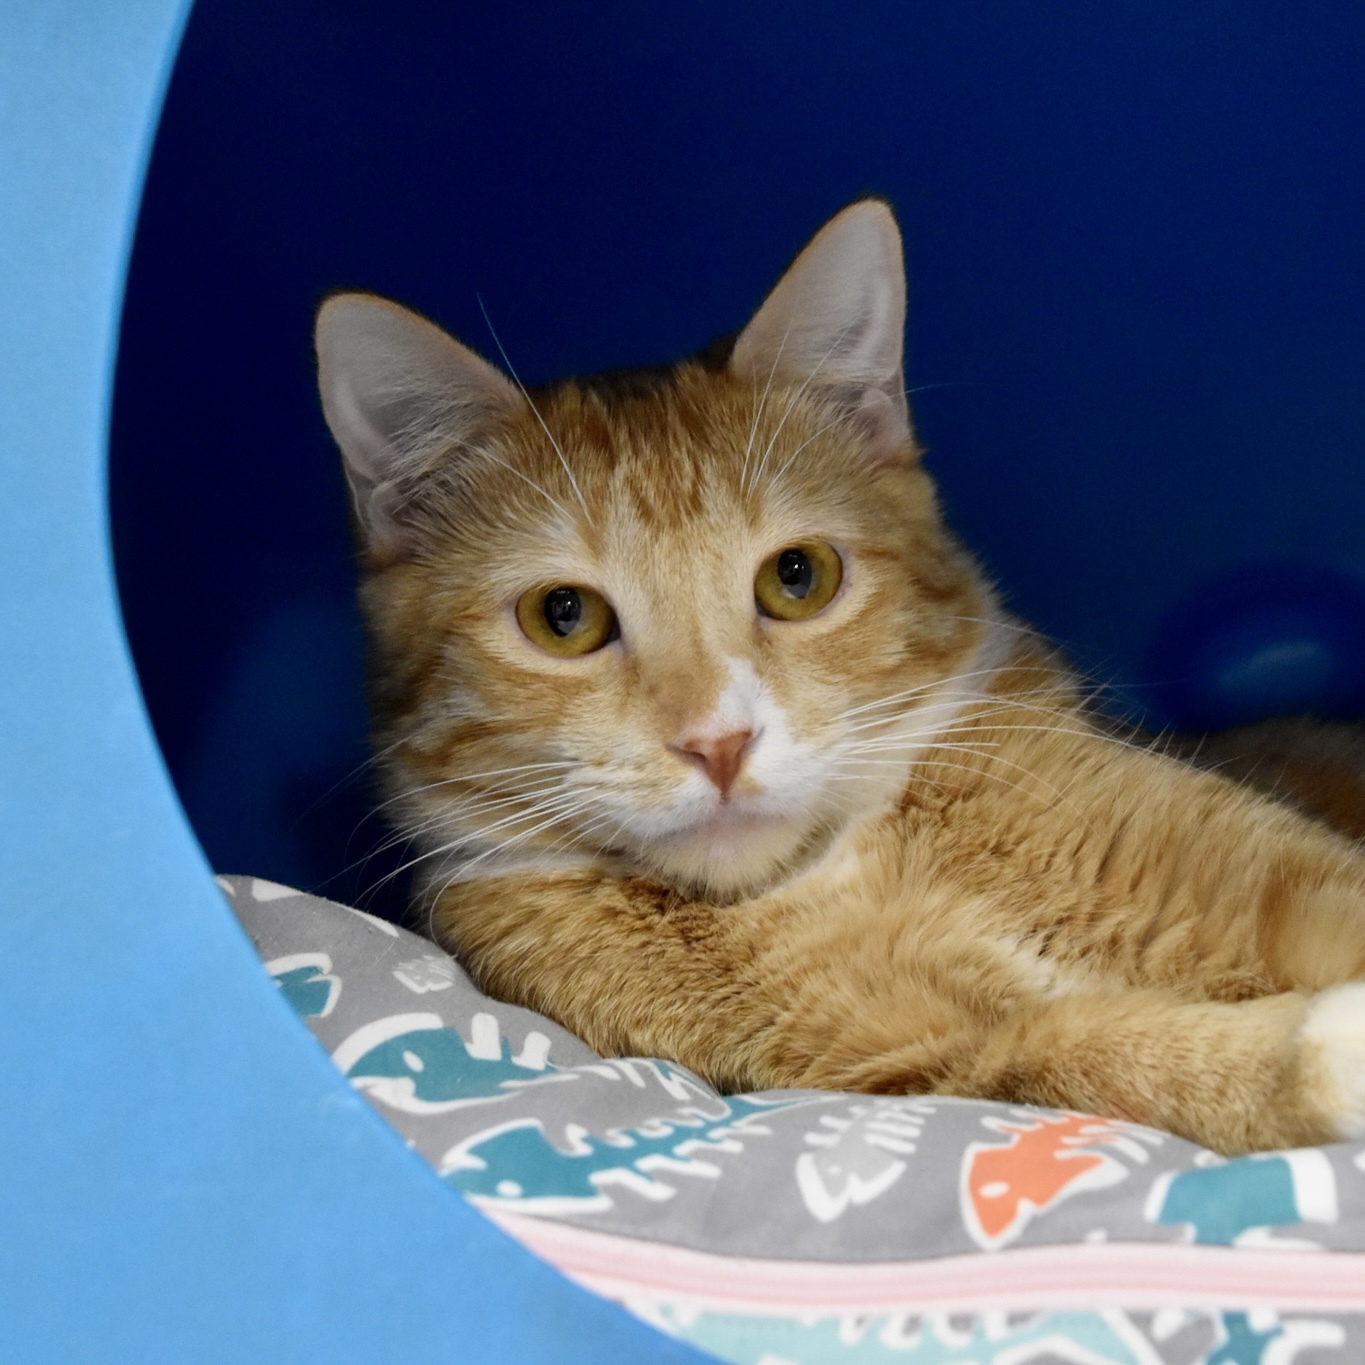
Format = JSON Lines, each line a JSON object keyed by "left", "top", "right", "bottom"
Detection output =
{"left": 222, "top": 875, "right": 1365, "bottom": 1365}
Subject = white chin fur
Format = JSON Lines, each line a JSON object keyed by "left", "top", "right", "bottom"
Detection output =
{"left": 645, "top": 813, "right": 815, "bottom": 896}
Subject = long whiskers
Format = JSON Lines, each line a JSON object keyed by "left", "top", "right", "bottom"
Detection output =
{"left": 416, "top": 789, "right": 616, "bottom": 932}
{"left": 830, "top": 667, "right": 1058, "bottom": 723}
{"left": 477, "top": 294, "right": 591, "bottom": 521}
{"left": 367, "top": 760, "right": 579, "bottom": 819}
{"left": 371, "top": 783, "right": 612, "bottom": 908}
{"left": 840, "top": 695, "right": 1073, "bottom": 739}
{"left": 359, "top": 777, "right": 577, "bottom": 865}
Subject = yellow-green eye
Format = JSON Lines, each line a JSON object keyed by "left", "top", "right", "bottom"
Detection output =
{"left": 516, "top": 584, "right": 618, "bottom": 656}
{"left": 755, "top": 542, "right": 843, "bottom": 620}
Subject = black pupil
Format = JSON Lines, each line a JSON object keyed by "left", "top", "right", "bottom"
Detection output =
{"left": 544, "top": 587, "right": 583, "bottom": 636}
{"left": 777, "top": 549, "right": 814, "bottom": 599}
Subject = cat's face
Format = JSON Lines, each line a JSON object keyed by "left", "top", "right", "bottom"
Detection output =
{"left": 318, "top": 201, "right": 994, "bottom": 901}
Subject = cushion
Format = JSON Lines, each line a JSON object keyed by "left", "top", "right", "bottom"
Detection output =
{"left": 221, "top": 874, "right": 1365, "bottom": 1364}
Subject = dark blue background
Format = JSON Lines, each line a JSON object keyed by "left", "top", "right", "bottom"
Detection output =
{"left": 111, "top": 1, "right": 1365, "bottom": 917}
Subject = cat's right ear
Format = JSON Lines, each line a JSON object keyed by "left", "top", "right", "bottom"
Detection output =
{"left": 315, "top": 294, "right": 522, "bottom": 558}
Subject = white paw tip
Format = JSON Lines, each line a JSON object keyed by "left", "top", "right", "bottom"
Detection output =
{"left": 1301, "top": 984, "right": 1365, "bottom": 1140}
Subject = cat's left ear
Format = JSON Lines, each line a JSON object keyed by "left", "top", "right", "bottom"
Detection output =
{"left": 729, "top": 199, "right": 913, "bottom": 464}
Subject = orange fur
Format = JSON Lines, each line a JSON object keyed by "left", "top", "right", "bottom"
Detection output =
{"left": 319, "top": 201, "right": 1365, "bottom": 1155}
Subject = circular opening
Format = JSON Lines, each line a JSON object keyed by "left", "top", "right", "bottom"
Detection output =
{"left": 110, "top": 3, "right": 1365, "bottom": 914}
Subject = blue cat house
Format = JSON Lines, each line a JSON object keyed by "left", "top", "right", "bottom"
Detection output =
{"left": 6, "top": 5, "right": 1365, "bottom": 1361}
{"left": 0, "top": 6, "right": 706, "bottom": 1362}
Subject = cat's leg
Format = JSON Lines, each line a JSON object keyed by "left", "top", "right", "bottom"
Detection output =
{"left": 811, "top": 986, "right": 1365, "bottom": 1154}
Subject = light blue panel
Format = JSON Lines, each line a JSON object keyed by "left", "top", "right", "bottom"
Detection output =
{"left": 0, "top": 4, "right": 711, "bottom": 1360}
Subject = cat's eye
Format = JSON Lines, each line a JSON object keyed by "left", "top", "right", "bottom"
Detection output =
{"left": 754, "top": 541, "right": 843, "bottom": 620}
{"left": 516, "top": 584, "right": 618, "bottom": 656}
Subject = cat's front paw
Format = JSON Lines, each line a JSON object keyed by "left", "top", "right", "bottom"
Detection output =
{"left": 1299, "top": 983, "right": 1365, "bottom": 1139}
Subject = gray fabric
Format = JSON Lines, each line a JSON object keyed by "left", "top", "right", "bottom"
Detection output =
{"left": 220, "top": 874, "right": 1365, "bottom": 1264}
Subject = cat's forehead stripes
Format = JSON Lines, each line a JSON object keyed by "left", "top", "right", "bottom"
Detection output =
{"left": 492, "top": 366, "right": 871, "bottom": 540}
{"left": 532, "top": 374, "right": 753, "bottom": 532}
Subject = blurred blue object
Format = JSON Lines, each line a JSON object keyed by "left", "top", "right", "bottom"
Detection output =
{"left": 1144, "top": 565, "right": 1365, "bottom": 730}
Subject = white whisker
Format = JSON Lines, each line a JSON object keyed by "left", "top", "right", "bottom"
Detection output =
{"left": 740, "top": 305, "right": 798, "bottom": 497}
{"left": 477, "top": 293, "right": 591, "bottom": 520}
{"left": 374, "top": 762, "right": 577, "bottom": 812}
{"left": 764, "top": 411, "right": 849, "bottom": 490}
{"left": 472, "top": 446, "right": 576, "bottom": 522}
{"left": 373, "top": 786, "right": 608, "bottom": 890}
{"left": 749, "top": 316, "right": 859, "bottom": 491}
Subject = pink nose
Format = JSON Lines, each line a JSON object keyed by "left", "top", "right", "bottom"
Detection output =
{"left": 670, "top": 728, "right": 755, "bottom": 801}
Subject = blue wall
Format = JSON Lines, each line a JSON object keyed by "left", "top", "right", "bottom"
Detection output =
{"left": 111, "top": 0, "right": 1365, "bottom": 907}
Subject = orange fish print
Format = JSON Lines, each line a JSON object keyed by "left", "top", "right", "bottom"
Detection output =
{"left": 961, "top": 1111, "right": 1140, "bottom": 1249}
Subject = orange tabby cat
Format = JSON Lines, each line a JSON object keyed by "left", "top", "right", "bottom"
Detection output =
{"left": 316, "top": 200, "right": 1365, "bottom": 1156}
